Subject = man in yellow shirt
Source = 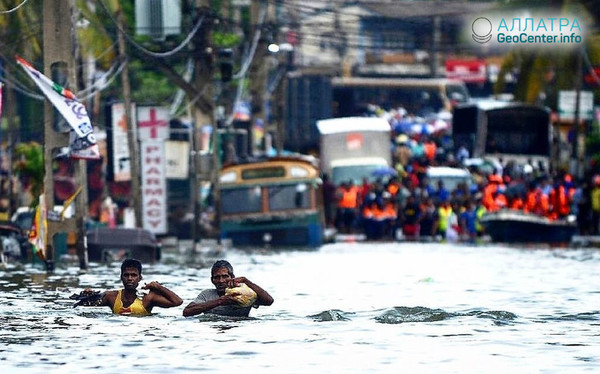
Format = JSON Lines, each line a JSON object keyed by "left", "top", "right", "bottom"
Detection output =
{"left": 73, "top": 258, "right": 183, "bottom": 316}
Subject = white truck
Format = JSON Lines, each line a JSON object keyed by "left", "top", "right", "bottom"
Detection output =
{"left": 316, "top": 117, "right": 392, "bottom": 186}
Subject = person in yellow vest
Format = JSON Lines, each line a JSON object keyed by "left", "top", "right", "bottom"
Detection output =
{"left": 73, "top": 259, "right": 183, "bottom": 316}
{"left": 591, "top": 176, "right": 600, "bottom": 235}
{"left": 433, "top": 199, "right": 453, "bottom": 241}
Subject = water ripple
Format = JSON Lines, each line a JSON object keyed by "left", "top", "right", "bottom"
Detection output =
{"left": 375, "top": 306, "right": 454, "bottom": 324}
{"left": 309, "top": 309, "right": 352, "bottom": 321}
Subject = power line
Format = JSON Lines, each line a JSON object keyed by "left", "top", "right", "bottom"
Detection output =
{"left": 0, "top": 0, "right": 30, "bottom": 14}
{"left": 96, "top": 0, "right": 206, "bottom": 59}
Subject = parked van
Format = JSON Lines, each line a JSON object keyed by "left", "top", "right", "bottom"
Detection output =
{"left": 425, "top": 166, "right": 472, "bottom": 192}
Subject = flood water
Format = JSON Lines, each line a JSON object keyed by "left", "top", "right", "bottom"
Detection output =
{"left": 0, "top": 242, "right": 599, "bottom": 373}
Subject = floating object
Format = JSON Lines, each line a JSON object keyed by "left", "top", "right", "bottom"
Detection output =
{"left": 70, "top": 290, "right": 105, "bottom": 307}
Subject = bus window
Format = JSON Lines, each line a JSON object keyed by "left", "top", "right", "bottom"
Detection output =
{"left": 268, "top": 184, "right": 311, "bottom": 211}
{"left": 222, "top": 187, "right": 262, "bottom": 214}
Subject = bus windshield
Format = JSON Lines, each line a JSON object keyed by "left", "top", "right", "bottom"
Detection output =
{"left": 221, "top": 187, "right": 262, "bottom": 214}
{"left": 268, "top": 184, "right": 311, "bottom": 211}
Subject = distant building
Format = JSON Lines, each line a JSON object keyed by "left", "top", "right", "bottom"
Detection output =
{"left": 294, "top": 1, "right": 498, "bottom": 81}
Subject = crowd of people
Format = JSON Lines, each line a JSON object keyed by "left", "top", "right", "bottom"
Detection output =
{"left": 321, "top": 106, "right": 600, "bottom": 242}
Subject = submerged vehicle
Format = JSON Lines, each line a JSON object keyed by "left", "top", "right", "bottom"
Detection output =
{"left": 86, "top": 227, "right": 161, "bottom": 263}
{"left": 0, "top": 221, "right": 30, "bottom": 263}
{"left": 219, "top": 156, "right": 324, "bottom": 247}
{"left": 480, "top": 210, "right": 576, "bottom": 244}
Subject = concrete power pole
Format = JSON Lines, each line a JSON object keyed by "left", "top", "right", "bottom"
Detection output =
{"left": 192, "top": 0, "right": 216, "bottom": 246}
{"left": 249, "top": 0, "right": 269, "bottom": 155}
{"left": 116, "top": 5, "right": 142, "bottom": 228}
{"left": 42, "top": 0, "right": 88, "bottom": 271}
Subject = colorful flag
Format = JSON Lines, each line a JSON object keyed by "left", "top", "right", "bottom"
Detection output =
{"left": 15, "top": 56, "right": 100, "bottom": 160}
{"left": 28, "top": 194, "right": 48, "bottom": 262}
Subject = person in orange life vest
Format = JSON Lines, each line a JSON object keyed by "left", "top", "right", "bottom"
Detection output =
{"left": 523, "top": 182, "right": 549, "bottom": 216}
{"left": 482, "top": 173, "right": 504, "bottom": 211}
{"left": 75, "top": 259, "right": 183, "bottom": 316}
{"left": 423, "top": 137, "right": 437, "bottom": 163}
{"left": 523, "top": 182, "right": 538, "bottom": 213}
{"left": 508, "top": 192, "right": 524, "bottom": 210}
{"left": 493, "top": 186, "right": 508, "bottom": 210}
{"left": 549, "top": 175, "right": 571, "bottom": 219}
{"left": 381, "top": 192, "right": 398, "bottom": 238}
{"left": 386, "top": 177, "right": 401, "bottom": 199}
{"left": 362, "top": 194, "right": 386, "bottom": 240}
{"left": 335, "top": 180, "right": 360, "bottom": 233}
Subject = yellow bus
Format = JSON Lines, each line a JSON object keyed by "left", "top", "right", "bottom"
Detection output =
{"left": 219, "top": 156, "right": 324, "bottom": 247}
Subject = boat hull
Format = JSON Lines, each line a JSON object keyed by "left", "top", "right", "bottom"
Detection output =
{"left": 480, "top": 210, "right": 576, "bottom": 244}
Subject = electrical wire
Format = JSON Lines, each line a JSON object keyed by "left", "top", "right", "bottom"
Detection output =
{"left": 96, "top": 0, "right": 206, "bottom": 59}
{"left": 0, "top": 0, "right": 30, "bottom": 14}
{"left": 169, "top": 58, "right": 194, "bottom": 116}
{"left": 232, "top": 3, "right": 267, "bottom": 79}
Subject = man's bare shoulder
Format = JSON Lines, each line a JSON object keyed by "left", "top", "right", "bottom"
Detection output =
{"left": 103, "top": 290, "right": 119, "bottom": 303}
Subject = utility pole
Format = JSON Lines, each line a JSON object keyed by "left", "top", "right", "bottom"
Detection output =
{"left": 430, "top": 15, "right": 442, "bottom": 78}
{"left": 116, "top": 4, "right": 142, "bottom": 228}
{"left": 572, "top": 46, "right": 583, "bottom": 179}
{"left": 249, "top": 0, "right": 269, "bottom": 156}
{"left": 4, "top": 72, "right": 17, "bottom": 217}
{"left": 43, "top": 0, "right": 88, "bottom": 271}
{"left": 193, "top": 0, "right": 216, "bottom": 246}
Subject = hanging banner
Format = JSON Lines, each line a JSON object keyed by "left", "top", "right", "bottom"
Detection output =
{"left": 110, "top": 103, "right": 135, "bottom": 182}
{"left": 28, "top": 194, "right": 48, "bottom": 261}
{"left": 15, "top": 56, "right": 100, "bottom": 159}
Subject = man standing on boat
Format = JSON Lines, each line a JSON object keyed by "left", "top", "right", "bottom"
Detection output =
{"left": 72, "top": 258, "right": 183, "bottom": 316}
{"left": 183, "top": 260, "right": 274, "bottom": 318}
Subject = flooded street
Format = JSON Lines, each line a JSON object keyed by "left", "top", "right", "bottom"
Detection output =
{"left": 1, "top": 242, "right": 599, "bottom": 373}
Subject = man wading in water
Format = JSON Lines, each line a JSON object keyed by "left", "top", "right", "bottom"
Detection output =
{"left": 183, "top": 260, "right": 274, "bottom": 317}
{"left": 73, "top": 258, "right": 183, "bottom": 316}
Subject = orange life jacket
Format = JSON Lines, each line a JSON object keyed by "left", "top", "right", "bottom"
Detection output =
{"left": 338, "top": 186, "right": 359, "bottom": 209}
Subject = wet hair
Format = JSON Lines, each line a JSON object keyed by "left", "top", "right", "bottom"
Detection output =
{"left": 121, "top": 258, "right": 142, "bottom": 275}
{"left": 211, "top": 260, "right": 234, "bottom": 277}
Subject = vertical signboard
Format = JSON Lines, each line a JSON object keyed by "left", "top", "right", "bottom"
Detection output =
{"left": 138, "top": 106, "right": 169, "bottom": 234}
